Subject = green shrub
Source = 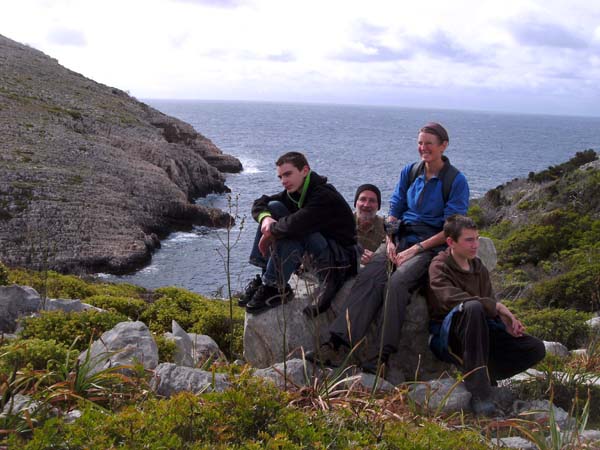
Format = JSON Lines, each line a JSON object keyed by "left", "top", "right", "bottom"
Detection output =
{"left": 528, "top": 149, "right": 597, "bottom": 183}
{"left": 0, "top": 338, "right": 75, "bottom": 374}
{"left": 516, "top": 308, "right": 592, "bottom": 349}
{"left": 154, "top": 334, "right": 176, "bottom": 363}
{"left": 467, "top": 204, "right": 485, "bottom": 228}
{"left": 8, "top": 269, "right": 146, "bottom": 300}
{"left": 527, "top": 262, "right": 600, "bottom": 311}
{"left": 84, "top": 295, "right": 147, "bottom": 319}
{"left": 141, "top": 287, "right": 244, "bottom": 358}
{"left": 500, "top": 224, "right": 559, "bottom": 265}
{"left": 19, "top": 310, "right": 127, "bottom": 351}
{"left": 0, "top": 261, "right": 8, "bottom": 286}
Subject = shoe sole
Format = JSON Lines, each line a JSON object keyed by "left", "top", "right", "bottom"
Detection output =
{"left": 246, "top": 292, "right": 294, "bottom": 314}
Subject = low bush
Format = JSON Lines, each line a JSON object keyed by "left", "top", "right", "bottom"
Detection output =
{"left": 526, "top": 262, "right": 600, "bottom": 311}
{"left": 528, "top": 149, "right": 597, "bottom": 183}
{"left": 0, "top": 338, "right": 75, "bottom": 374}
{"left": 19, "top": 310, "right": 127, "bottom": 351}
{"left": 0, "top": 261, "right": 8, "bottom": 286}
{"left": 8, "top": 268, "right": 146, "bottom": 300}
{"left": 154, "top": 334, "right": 177, "bottom": 363}
{"left": 84, "top": 295, "right": 147, "bottom": 319}
{"left": 8, "top": 376, "right": 489, "bottom": 449}
{"left": 515, "top": 307, "right": 592, "bottom": 349}
{"left": 141, "top": 287, "right": 244, "bottom": 358}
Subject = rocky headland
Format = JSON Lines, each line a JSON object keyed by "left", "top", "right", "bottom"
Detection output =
{"left": 0, "top": 34, "right": 242, "bottom": 274}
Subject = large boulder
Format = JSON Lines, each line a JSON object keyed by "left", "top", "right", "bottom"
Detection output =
{"left": 79, "top": 321, "right": 158, "bottom": 375}
{"left": 44, "top": 298, "right": 104, "bottom": 313}
{"left": 150, "top": 363, "right": 229, "bottom": 397}
{"left": 0, "top": 285, "right": 41, "bottom": 333}
{"left": 243, "top": 239, "right": 498, "bottom": 385}
{"left": 408, "top": 378, "right": 472, "bottom": 414}
{"left": 244, "top": 275, "right": 450, "bottom": 385}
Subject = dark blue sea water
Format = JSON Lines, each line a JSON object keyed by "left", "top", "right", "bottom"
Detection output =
{"left": 102, "top": 101, "right": 600, "bottom": 295}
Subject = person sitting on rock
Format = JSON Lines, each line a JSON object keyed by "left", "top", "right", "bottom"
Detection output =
{"left": 238, "top": 151, "right": 358, "bottom": 314}
{"left": 354, "top": 184, "right": 386, "bottom": 265}
{"left": 427, "top": 214, "right": 546, "bottom": 416}
{"left": 306, "top": 122, "right": 469, "bottom": 374}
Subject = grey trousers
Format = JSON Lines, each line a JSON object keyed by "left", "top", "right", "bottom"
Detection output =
{"left": 329, "top": 250, "right": 435, "bottom": 356}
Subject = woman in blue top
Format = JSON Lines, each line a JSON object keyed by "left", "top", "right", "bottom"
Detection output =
{"left": 306, "top": 122, "right": 470, "bottom": 375}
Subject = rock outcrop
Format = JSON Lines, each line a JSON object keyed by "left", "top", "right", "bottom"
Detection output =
{"left": 0, "top": 34, "right": 242, "bottom": 274}
{"left": 0, "top": 285, "right": 42, "bottom": 333}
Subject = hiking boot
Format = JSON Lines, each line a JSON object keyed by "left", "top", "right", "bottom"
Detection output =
{"left": 305, "top": 342, "right": 349, "bottom": 367}
{"left": 360, "top": 352, "right": 390, "bottom": 377}
{"left": 303, "top": 268, "right": 346, "bottom": 318}
{"left": 237, "top": 274, "right": 262, "bottom": 307}
{"left": 470, "top": 396, "right": 497, "bottom": 417}
{"left": 245, "top": 283, "right": 293, "bottom": 314}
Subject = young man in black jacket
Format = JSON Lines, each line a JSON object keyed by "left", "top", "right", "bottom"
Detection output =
{"left": 239, "top": 152, "right": 358, "bottom": 314}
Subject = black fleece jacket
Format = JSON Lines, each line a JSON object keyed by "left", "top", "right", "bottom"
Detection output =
{"left": 251, "top": 171, "right": 357, "bottom": 247}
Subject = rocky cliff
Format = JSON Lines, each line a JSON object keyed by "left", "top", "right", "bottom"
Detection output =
{"left": 0, "top": 34, "right": 242, "bottom": 274}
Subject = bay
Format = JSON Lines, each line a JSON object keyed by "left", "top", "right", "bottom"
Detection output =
{"left": 103, "top": 101, "right": 600, "bottom": 295}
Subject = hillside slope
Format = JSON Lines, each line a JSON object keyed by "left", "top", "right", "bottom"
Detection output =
{"left": 0, "top": 34, "right": 242, "bottom": 274}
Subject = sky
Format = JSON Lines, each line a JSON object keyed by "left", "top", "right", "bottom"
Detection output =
{"left": 2, "top": 0, "right": 600, "bottom": 116}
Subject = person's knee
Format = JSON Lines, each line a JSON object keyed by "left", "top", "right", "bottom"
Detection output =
{"left": 462, "top": 301, "right": 485, "bottom": 317}
{"left": 531, "top": 337, "right": 546, "bottom": 365}
{"left": 267, "top": 201, "right": 289, "bottom": 219}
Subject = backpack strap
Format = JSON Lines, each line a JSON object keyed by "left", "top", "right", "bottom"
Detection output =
{"left": 406, "top": 156, "right": 459, "bottom": 204}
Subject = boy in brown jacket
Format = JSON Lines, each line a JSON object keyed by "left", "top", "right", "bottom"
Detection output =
{"left": 427, "top": 215, "right": 545, "bottom": 416}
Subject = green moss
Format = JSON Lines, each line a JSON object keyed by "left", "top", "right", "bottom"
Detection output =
{"left": 141, "top": 287, "right": 244, "bottom": 359}
{"left": 19, "top": 310, "right": 127, "bottom": 351}
{"left": 83, "top": 295, "right": 146, "bottom": 319}
{"left": 0, "top": 338, "right": 75, "bottom": 374}
{"left": 0, "top": 262, "right": 8, "bottom": 285}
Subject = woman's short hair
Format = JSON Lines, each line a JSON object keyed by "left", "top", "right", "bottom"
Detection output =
{"left": 420, "top": 122, "right": 449, "bottom": 144}
{"left": 444, "top": 215, "right": 477, "bottom": 241}
{"left": 276, "top": 152, "right": 309, "bottom": 171}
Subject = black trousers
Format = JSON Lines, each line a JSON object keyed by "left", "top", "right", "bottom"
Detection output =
{"left": 449, "top": 301, "right": 546, "bottom": 398}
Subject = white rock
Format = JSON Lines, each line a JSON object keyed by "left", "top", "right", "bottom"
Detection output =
{"left": 477, "top": 237, "right": 497, "bottom": 271}
{"left": 1, "top": 394, "right": 40, "bottom": 415}
{"left": 543, "top": 341, "right": 569, "bottom": 358}
{"left": 512, "top": 399, "right": 570, "bottom": 429}
{"left": 587, "top": 316, "right": 600, "bottom": 331}
{"left": 494, "top": 436, "right": 537, "bottom": 449}
{"left": 150, "top": 363, "right": 229, "bottom": 397}
{"left": 408, "top": 378, "right": 472, "bottom": 414}
{"left": 0, "top": 285, "right": 41, "bottom": 333}
{"left": 79, "top": 321, "right": 158, "bottom": 375}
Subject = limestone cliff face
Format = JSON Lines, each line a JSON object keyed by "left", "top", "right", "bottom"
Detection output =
{"left": 0, "top": 34, "right": 242, "bottom": 274}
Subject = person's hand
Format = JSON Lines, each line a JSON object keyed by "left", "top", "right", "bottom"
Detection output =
{"left": 260, "top": 217, "right": 276, "bottom": 238}
{"left": 386, "top": 237, "right": 396, "bottom": 263}
{"left": 393, "top": 245, "right": 419, "bottom": 267}
{"left": 258, "top": 234, "right": 273, "bottom": 257}
{"left": 497, "top": 303, "right": 525, "bottom": 337}
{"left": 361, "top": 249, "right": 374, "bottom": 265}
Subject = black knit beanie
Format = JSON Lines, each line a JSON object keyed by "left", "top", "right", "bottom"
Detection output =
{"left": 354, "top": 184, "right": 381, "bottom": 209}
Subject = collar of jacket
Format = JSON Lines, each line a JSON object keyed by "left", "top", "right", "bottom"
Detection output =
{"left": 287, "top": 170, "right": 311, "bottom": 208}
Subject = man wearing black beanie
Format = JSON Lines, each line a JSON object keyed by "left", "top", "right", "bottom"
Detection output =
{"left": 354, "top": 184, "right": 385, "bottom": 265}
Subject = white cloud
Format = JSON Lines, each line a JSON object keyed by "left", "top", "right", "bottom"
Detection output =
{"left": 0, "top": 0, "right": 599, "bottom": 115}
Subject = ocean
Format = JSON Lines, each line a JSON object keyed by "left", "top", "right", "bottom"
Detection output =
{"left": 102, "top": 101, "right": 600, "bottom": 295}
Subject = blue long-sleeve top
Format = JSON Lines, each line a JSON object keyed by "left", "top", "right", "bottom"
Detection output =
{"left": 389, "top": 162, "right": 469, "bottom": 242}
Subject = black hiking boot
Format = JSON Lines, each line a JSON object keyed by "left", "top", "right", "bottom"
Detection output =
{"left": 237, "top": 274, "right": 262, "bottom": 307}
{"left": 360, "top": 352, "right": 390, "bottom": 377}
{"left": 302, "top": 268, "right": 346, "bottom": 318}
{"left": 305, "top": 342, "right": 350, "bottom": 368}
{"left": 470, "top": 396, "right": 498, "bottom": 417}
{"left": 245, "top": 283, "right": 293, "bottom": 314}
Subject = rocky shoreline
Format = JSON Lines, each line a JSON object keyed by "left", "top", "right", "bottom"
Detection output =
{"left": 0, "top": 34, "right": 242, "bottom": 274}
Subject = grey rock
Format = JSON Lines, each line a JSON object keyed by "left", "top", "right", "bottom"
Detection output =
{"left": 244, "top": 274, "right": 451, "bottom": 385}
{"left": 477, "top": 237, "right": 497, "bottom": 271}
{"left": 543, "top": 341, "right": 570, "bottom": 358}
{"left": 349, "top": 372, "right": 395, "bottom": 392}
{"left": 493, "top": 436, "right": 537, "bottom": 449}
{"left": 587, "top": 316, "right": 600, "bottom": 331}
{"left": 254, "top": 358, "right": 318, "bottom": 389}
{"left": 79, "top": 321, "right": 158, "bottom": 375}
{"left": 408, "top": 378, "right": 472, "bottom": 414}
{"left": 0, "top": 285, "right": 41, "bottom": 333}
{"left": 64, "top": 409, "right": 82, "bottom": 424}
{"left": 512, "top": 399, "right": 570, "bottom": 429}
{"left": 1, "top": 394, "right": 40, "bottom": 415}
{"left": 580, "top": 429, "right": 600, "bottom": 444}
{"left": 165, "top": 320, "right": 226, "bottom": 367}
{"left": 188, "top": 333, "right": 226, "bottom": 365}
{"left": 0, "top": 34, "right": 241, "bottom": 275}
{"left": 44, "top": 298, "right": 104, "bottom": 313}
{"left": 150, "top": 363, "right": 229, "bottom": 397}
{"left": 571, "top": 348, "right": 587, "bottom": 357}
